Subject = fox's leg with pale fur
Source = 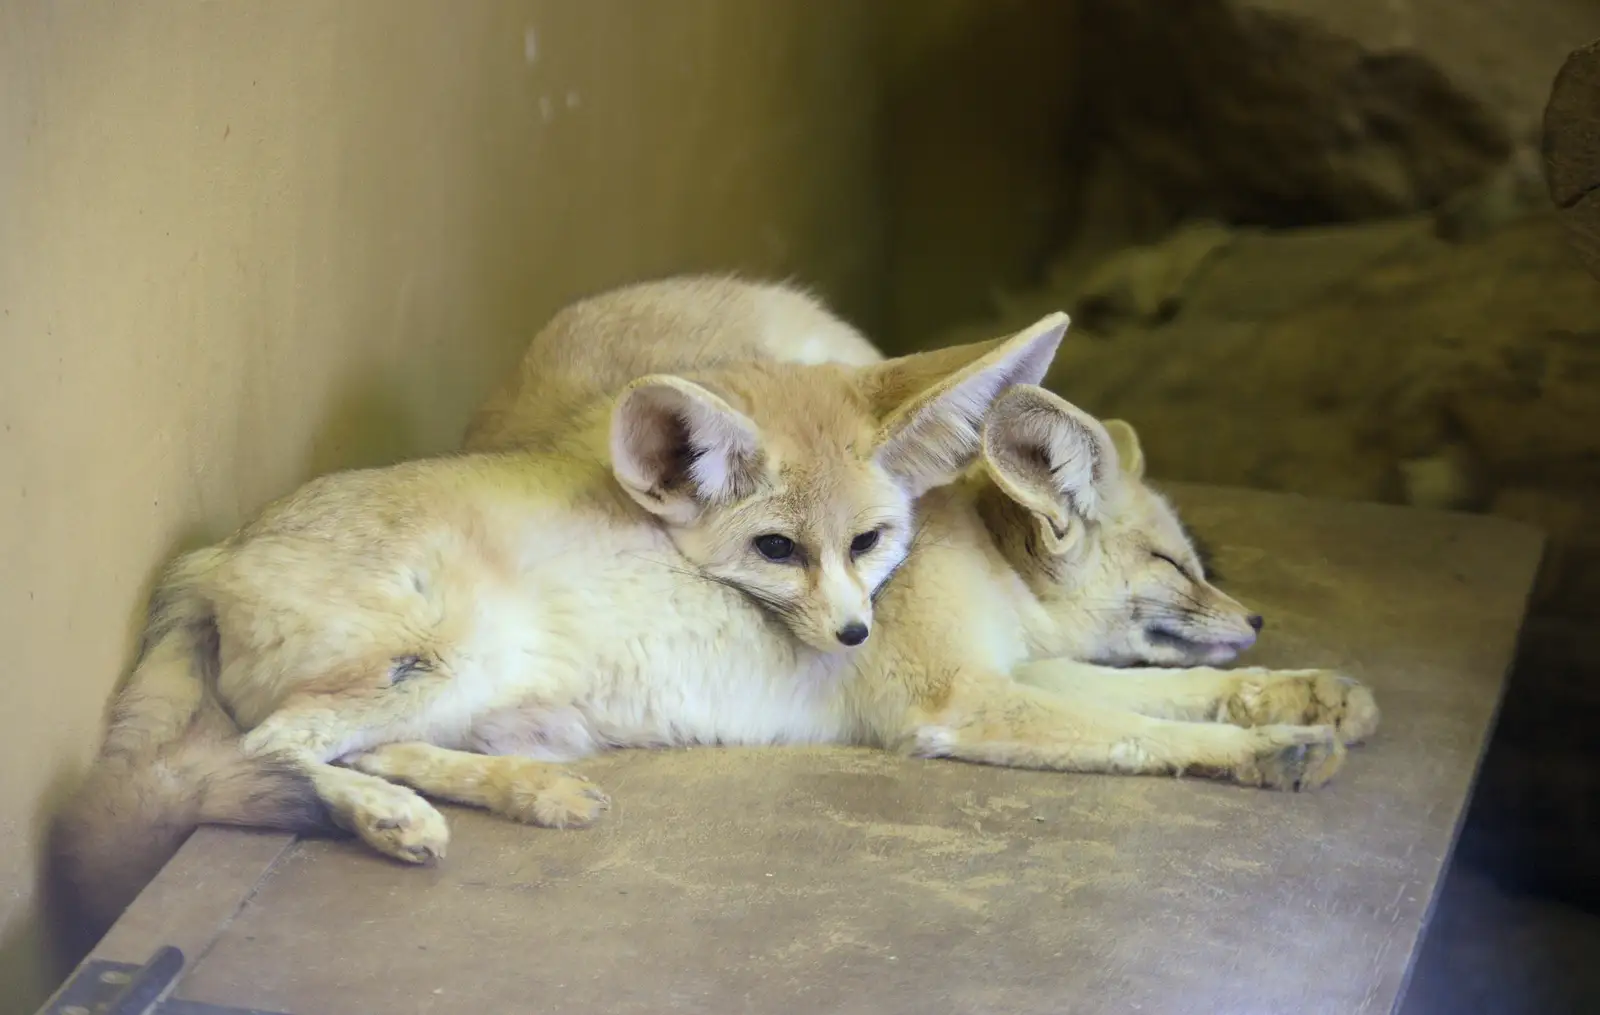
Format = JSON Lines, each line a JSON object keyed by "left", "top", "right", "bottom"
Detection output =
{"left": 908, "top": 677, "right": 1346, "bottom": 790}
{"left": 240, "top": 701, "right": 452, "bottom": 865}
{"left": 1013, "top": 659, "right": 1380, "bottom": 745}
{"left": 345, "top": 742, "right": 610, "bottom": 829}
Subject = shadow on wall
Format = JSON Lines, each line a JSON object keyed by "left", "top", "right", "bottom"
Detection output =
{"left": 0, "top": 768, "right": 79, "bottom": 1015}
{"left": 299, "top": 369, "right": 426, "bottom": 482}
{"left": 878, "top": 0, "right": 1083, "bottom": 351}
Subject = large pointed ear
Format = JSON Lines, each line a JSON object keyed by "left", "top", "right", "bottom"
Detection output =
{"left": 609, "top": 375, "right": 764, "bottom": 526}
{"left": 1101, "top": 419, "right": 1145, "bottom": 480}
{"left": 861, "top": 312, "right": 1069, "bottom": 497}
{"left": 981, "top": 385, "right": 1121, "bottom": 553}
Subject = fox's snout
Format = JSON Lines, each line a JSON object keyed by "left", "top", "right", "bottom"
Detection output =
{"left": 1213, "top": 590, "right": 1263, "bottom": 646}
{"left": 791, "top": 603, "right": 872, "bottom": 653}
{"left": 801, "top": 559, "right": 873, "bottom": 652}
{"left": 1184, "top": 588, "right": 1263, "bottom": 662}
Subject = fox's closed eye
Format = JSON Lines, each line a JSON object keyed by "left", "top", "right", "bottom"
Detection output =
{"left": 1152, "top": 551, "right": 1191, "bottom": 579}
{"left": 753, "top": 534, "right": 796, "bottom": 562}
{"left": 849, "top": 530, "right": 880, "bottom": 556}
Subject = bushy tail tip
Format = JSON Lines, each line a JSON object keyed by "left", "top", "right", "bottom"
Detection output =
{"left": 49, "top": 740, "right": 334, "bottom": 955}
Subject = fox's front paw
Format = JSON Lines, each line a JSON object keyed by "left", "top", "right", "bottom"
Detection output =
{"left": 498, "top": 770, "right": 611, "bottom": 829}
{"left": 1233, "top": 724, "right": 1346, "bottom": 791}
{"left": 1221, "top": 671, "right": 1380, "bottom": 745}
{"left": 349, "top": 783, "right": 450, "bottom": 864}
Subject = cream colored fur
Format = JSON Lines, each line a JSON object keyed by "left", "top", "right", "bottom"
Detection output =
{"left": 353, "top": 276, "right": 1377, "bottom": 837}
{"left": 53, "top": 284, "right": 1067, "bottom": 941}
{"left": 465, "top": 275, "right": 883, "bottom": 453}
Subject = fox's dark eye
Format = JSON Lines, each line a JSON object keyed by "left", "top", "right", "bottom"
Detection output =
{"left": 754, "top": 534, "right": 796, "bottom": 561}
{"left": 850, "top": 530, "right": 880, "bottom": 556}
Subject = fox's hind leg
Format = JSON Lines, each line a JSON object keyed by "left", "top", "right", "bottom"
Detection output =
{"left": 346, "top": 743, "right": 611, "bottom": 829}
{"left": 241, "top": 711, "right": 450, "bottom": 864}
{"left": 1014, "top": 660, "right": 1380, "bottom": 745}
{"left": 236, "top": 667, "right": 459, "bottom": 864}
{"left": 908, "top": 676, "right": 1346, "bottom": 791}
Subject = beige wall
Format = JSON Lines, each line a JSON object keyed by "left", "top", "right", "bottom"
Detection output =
{"left": 0, "top": 1, "right": 883, "bottom": 1006}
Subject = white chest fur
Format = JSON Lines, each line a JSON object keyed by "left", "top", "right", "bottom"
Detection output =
{"left": 431, "top": 517, "right": 861, "bottom": 760}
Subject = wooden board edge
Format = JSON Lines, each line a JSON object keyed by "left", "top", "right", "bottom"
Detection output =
{"left": 89, "top": 828, "right": 299, "bottom": 969}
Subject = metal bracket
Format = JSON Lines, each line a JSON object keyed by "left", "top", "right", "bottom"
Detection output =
{"left": 40, "top": 946, "right": 291, "bottom": 1015}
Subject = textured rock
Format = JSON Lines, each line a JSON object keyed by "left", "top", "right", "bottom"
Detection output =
{"left": 1055, "top": 221, "right": 1235, "bottom": 333}
{"left": 1247, "top": 0, "right": 1600, "bottom": 144}
{"left": 1059, "top": 0, "right": 1514, "bottom": 272}
{"left": 1544, "top": 38, "right": 1600, "bottom": 282}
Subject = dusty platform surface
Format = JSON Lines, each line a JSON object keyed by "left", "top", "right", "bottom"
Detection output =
{"left": 81, "top": 485, "right": 1542, "bottom": 1015}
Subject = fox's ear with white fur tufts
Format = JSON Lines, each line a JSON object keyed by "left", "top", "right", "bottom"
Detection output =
{"left": 1101, "top": 419, "right": 1146, "bottom": 480}
{"left": 981, "top": 385, "right": 1121, "bottom": 554}
{"left": 862, "top": 312, "right": 1069, "bottom": 498}
{"left": 610, "top": 375, "right": 765, "bottom": 526}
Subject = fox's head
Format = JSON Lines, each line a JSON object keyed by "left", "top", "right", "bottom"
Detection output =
{"left": 609, "top": 315, "right": 1069, "bottom": 653}
{"left": 978, "top": 385, "right": 1262, "bottom": 667}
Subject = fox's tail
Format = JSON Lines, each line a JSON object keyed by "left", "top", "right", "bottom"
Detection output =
{"left": 50, "top": 551, "right": 335, "bottom": 950}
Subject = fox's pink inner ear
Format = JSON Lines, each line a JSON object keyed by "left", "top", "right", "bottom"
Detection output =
{"left": 981, "top": 385, "right": 1118, "bottom": 530}
{"left": 866, "top": 313, "right": 1070, "bottom": 498}
{"left": 609, "top": 375, "right": 764, "bottom": 525}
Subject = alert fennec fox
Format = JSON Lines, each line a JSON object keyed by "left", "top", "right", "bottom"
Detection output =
{"left": 349, "top": 277, "right": 1376, "bottom": 844}
{"left": 53, "top": 298, "right": 1066, "bottom": 941}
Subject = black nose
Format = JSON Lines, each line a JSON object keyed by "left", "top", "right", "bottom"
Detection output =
{"left": 836, "top": 622, "right": 869, "bottom": 646}
{"left": 1247, "top": 614, "right": 1264, "bottom": 632}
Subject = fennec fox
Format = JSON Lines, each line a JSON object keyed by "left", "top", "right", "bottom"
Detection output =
{"left": 53, "top": 298, "right": 1066, "bottom": 941}
{"left": 468, "top": 276, "right": 1268, "bottom": 667}
{"left": 340, "top": 279, "right": 1375, "bottom": 857}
